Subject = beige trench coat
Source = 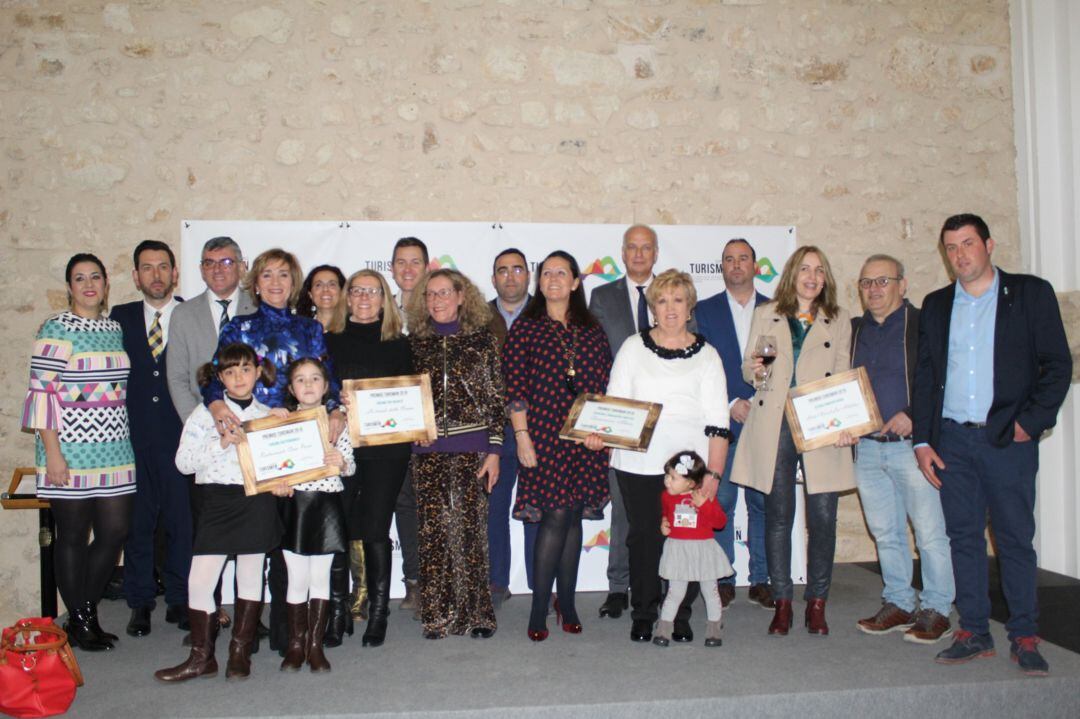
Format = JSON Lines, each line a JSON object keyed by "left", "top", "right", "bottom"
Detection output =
{"left": 731, "top": 303, "right": 856, "bottom": 495}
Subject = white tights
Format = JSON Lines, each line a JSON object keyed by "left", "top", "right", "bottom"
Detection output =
{"left": 282, "top": 550, "right": 334, "bottom": 603}
{"left": 659, "top": 579, "right": 723, "bottom": 623}
{"left": 188, "top": 554, "right": 265, "bottom": 614}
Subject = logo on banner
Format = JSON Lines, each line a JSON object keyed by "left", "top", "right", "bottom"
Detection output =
{"left": 583, "top": 257, "right": 622, "bottom": 282}
{"left": 429, "top": 255, "right": 458, "bottom": 270}
{"left": 756, "top": 257, "right": 779, "bottom": 282}
{"left": 583, "top": 529, "right": 610, "bottom": 551}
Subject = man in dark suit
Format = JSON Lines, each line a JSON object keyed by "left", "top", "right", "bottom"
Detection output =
{"left": 486, "top": 248, "right": 536, "bottom": 606}
{"left": 694, "top": 238, "right": 772, "bottom": 609}
{"left": 114, "top": 240, "right": 190, "bottom": 637}
{"left": 587, "top": 224, "right": 659, "bottom": 621}
{"left": 913, "top": 214, "right": 1071, "bottom": 675}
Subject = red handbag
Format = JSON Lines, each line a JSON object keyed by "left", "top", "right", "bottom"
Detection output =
{"left": 0, "top": 618, "right": 84, "bottom": 718}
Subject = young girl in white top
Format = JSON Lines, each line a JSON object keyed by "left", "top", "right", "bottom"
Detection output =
{"left": 273, "top": 357, "right": 354, "bottom": 673}
{"left": 156, "top": 342, "right": 281, "bottom": 683}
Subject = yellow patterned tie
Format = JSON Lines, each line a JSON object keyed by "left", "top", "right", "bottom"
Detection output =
{"left": 148, "top": 311, "right": 163, "bottom": 360}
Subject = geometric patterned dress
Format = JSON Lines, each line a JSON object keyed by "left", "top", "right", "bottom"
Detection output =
{"left": 22, "top": 311, "right": 135, "bottom": 500}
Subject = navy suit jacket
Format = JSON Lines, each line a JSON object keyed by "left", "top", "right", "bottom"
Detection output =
{"left": 912, "top": 268, "right": 1072, "bottom": 449}
{"left": 694, "top": 289, "right": 770, "bottom": 441}
{"left": 111, "top": 299, "right": 185, "bottom": 455}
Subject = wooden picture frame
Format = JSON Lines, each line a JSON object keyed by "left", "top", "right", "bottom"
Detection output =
{"left": 784, "top": 366, "right": 883, "bottom": 452}
{"left": 343, "top": 374, "right": 438, "bottom": 447}
{"left": 1, "top": 467, "right": 48, "bottom": 510}
{"left": 236, "top": 406, "right": 338, "bottom": 496}
{"left": 559, "top": 393, "right": 663, "bottom": 452}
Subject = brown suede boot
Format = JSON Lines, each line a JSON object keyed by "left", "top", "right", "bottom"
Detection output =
{"left": 225, "top": 599, "right": 261, "bottom": 680}
{"left": 154, "top": 609, "right": 218, "bottom": 682}
{"left": 307, "top": 599, "right": 331, "bottom": 673}
{"left": 280, "top": 602, "right": 308, "bottom": 672}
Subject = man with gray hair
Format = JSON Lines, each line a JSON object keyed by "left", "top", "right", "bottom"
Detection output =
{"left": 850, "top": 254, "right": 954, "bottom": 644}
{"left": 166, "top": 236, "right": 255, "bottom": 422}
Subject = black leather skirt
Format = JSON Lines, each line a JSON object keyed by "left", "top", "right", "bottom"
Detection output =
{"left": 279, "top": 490, "right": 347, "bottom": 555}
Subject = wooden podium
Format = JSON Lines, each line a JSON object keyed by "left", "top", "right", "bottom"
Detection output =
{"left": 1, "top": 467, "right": 57, "bottom": 617}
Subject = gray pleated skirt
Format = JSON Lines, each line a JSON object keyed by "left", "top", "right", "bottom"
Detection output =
{"left": 659, "top": 538, "right": 735, "bottom": 582}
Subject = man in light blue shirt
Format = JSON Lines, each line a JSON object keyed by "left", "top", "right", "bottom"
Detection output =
{"left": 942, "top": 269, "right": 997, "bottom": 424}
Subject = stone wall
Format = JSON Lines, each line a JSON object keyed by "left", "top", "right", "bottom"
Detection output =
{"left": 0, "top": 0, "right": 1018, "bottom": 623}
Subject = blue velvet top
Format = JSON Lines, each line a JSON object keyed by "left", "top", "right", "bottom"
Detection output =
{"left": 202, "top": 302, "right": 341, "bottom": 410}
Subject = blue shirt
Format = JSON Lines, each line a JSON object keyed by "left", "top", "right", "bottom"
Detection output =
{"left": 853, "top": 302, "right": 909, "bottom": 433}
{"left": 496, "top": 294, "right": 529, "bottom": 331}
{"left": 943, "top": 269, "right": 998, "bottom": 424}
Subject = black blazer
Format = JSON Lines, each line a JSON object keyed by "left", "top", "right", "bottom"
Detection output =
{"left": 850, "top": 301, "right": 919, "bottom": 420}
{"left": 911, "top": 269, "right": 1071, "bottom": 449}
{"left": 111, "top": 299, "right": 185, "bottom": 454}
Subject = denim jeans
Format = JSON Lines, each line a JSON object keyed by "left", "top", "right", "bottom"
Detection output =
{"left": 488, "top": 424, "right": 518, "bottom": 588}
{"left": 937, "top": 420, "right": 1039, "bottom": 639}
{"left": 855, "top": 438, "right": 954, "bottom": 615}
{"left": 715, "top": 442, "right": 769, "bottom": 586}
{"left": 765, "top": 419, "right": 838, "bottom": 601}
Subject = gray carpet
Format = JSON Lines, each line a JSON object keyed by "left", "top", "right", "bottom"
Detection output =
{"left": 63, "top": 564, "right": 1080, "bottom": 718}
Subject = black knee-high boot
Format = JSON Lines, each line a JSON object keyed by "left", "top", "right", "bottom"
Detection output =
{"left": 323, "top": 551, "right": 352, "bottom": 647}
{"left": 361, "top": 540, "right": 391, "bottom": 647}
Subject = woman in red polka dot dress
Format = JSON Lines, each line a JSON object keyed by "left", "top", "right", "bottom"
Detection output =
{"left": 502, "top": 250, "right": 612, "bottom": 641}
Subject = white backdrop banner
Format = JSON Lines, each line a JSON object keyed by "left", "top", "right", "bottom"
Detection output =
{"left": 181, "top": 220, "right": 804, "bottom": 598}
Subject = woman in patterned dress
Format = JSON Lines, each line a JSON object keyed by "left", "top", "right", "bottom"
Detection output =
{"left": 201, "top": 248, "right": 344, "bottom": 654}
{"left": 406, "top": 269, "right": 504, "bottom": 640}
{"left": 502, "top": 251, "right": 613, "bottom": 641}
{"left": 22, "top": 253, "right": 136, "bottom": 651}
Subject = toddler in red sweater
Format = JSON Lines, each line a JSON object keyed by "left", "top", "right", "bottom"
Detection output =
{"left": 655, "top": 451, "right": 733, "bottom": 648}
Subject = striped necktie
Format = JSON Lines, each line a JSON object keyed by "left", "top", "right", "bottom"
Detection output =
{"left": 148, "top": 311, "right": 164, "bottom": 360}
{"left": 216, "top": 299, "right": 231, "bottom": 327}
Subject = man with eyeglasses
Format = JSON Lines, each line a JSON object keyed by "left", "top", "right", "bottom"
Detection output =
{"left": 486, "top": 248, "right": 536, "bottom": 609}
{"left": 850, "top": 254, "right": 954, "bottom": 645}
{"left": 166, "top": 236, "right": 255, "bottom": 422}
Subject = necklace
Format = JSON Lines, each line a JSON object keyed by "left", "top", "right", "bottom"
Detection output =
{"left": 550, "top": 317, "right": 579, "bottom": 394}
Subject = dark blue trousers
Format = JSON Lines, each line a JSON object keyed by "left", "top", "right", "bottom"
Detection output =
{"left": 122, "top": 450, "right": 193, "bottom": 609}
{"left": 937, "top": 420, "right": 1039, "bottom": 639}
{"left": 488, "top": 425, "right": 537, "bottom": 588}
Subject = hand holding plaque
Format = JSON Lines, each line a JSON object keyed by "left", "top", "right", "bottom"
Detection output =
{"left": 342, "top": 375, "right": 438, "bottom": 447}
{"left": 783, "top": 367, "right": 883, "bottom": 452}
{"left": 235, "top": 407, "right": 339, "bottom": 496}
{"left": 559, "top": 393, "right": 663, "bottom": 452}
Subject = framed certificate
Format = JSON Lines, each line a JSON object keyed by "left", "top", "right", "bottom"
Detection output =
{"left": 559, "top": 393, "right": 663, "bottom": 452}
{"left": 1, "top": 467, "right": 48, "bottom": 510}
{"left": 236, "top": 407, "right": 338, "bottom": 496}
{"left": 784, "top": 367, "right": 883, "bottom": 452}
{"left": 343, "top": 374, "right": 438, "bottom": 447}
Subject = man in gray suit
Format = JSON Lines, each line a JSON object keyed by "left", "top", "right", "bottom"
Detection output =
{"left": 166, "top": 236, "right": 254, "bottom": 422}
{"left": 586, "top": 224, "right": 660, "bottom": 620}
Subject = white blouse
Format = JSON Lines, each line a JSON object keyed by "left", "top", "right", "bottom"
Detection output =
{"left": 292, "top": 421, "right": 354, "bottom": 493}
{"left": 607, "top": 333, "right": 729, "bottom": 476}
{"left": 176, "top": 397, "right": 271, "bottom": 486}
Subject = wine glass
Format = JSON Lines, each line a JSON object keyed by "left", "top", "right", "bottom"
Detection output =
{"left": 753, "top": 335, "right": 778, "bottom": 391}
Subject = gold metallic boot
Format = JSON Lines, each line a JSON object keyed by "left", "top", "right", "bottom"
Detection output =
{"left": 348, "top": 540, "right": 369, "bottom": 621}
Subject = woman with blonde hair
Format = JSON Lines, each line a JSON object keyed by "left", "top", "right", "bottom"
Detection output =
{"left": 202, "top": 248, "right": 343, "bottom": 657}
{"left": 406, "top": 269, "right": 504, "bottom": 639}
{"left": 325, "top": 269, "right": 413, "bottom": 648}
{"left": 732, "top": 245, "right": 854, "bottom": 637}
{"left": 604, "top": 268, "right": 729, "bottom": 645}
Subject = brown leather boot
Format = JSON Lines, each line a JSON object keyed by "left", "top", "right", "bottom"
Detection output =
{"left": 307, "top": 599, "right": 331, "bottom": 673}
{"left": 768, "top": 599, "right": 793, "bottom": 636}
{"left": 225, "top": 599, "right": 261, "bottom": 680}
{"left": 154, "top": 609, "right": 218, "bottom": 682}
{"left": 280, "top": 602, "right": 308, "bottom": 672}
{"left": 806, "top": 598, "right": 829, "bottom": 636}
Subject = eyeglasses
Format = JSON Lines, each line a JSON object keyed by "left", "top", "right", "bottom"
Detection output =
{"left": 495, "top": 266, "right": 527, "bottom": 277}
{"left": 425, "top": 288, "right": 458, "bottom": 300}
{"left": 348, "top": 287, "right": 383, "bottom": 297}
{"left": 858, "top": 277, "right": 902, "bottom": 289}
{"left": 200, "top": 258, "right": 238, "bottom": 269}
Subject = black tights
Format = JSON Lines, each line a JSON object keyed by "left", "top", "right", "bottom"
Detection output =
{"left": 50, "top": 495, "right": 133, "bottom": 610}
{"left": 529, "top": 506, "right": 584, "bottom": 631}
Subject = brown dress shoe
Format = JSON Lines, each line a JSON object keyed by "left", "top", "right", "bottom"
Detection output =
{"left": 857, "top": 603, "right": 914, "bottom": 635}
{"left": 805, "top": 598, "right": 828, "bottom": 636}
{"left": 768, "top": 599, "right": 793, "bottom": 636}
{"left": 748, "top": 583, "right": 775, "bottom": 609}
{"left": 903, "top": 609, "right": 951, "bottom": 644}
{"left": 718, "top": 584, "right": 735, "bottom": 608}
